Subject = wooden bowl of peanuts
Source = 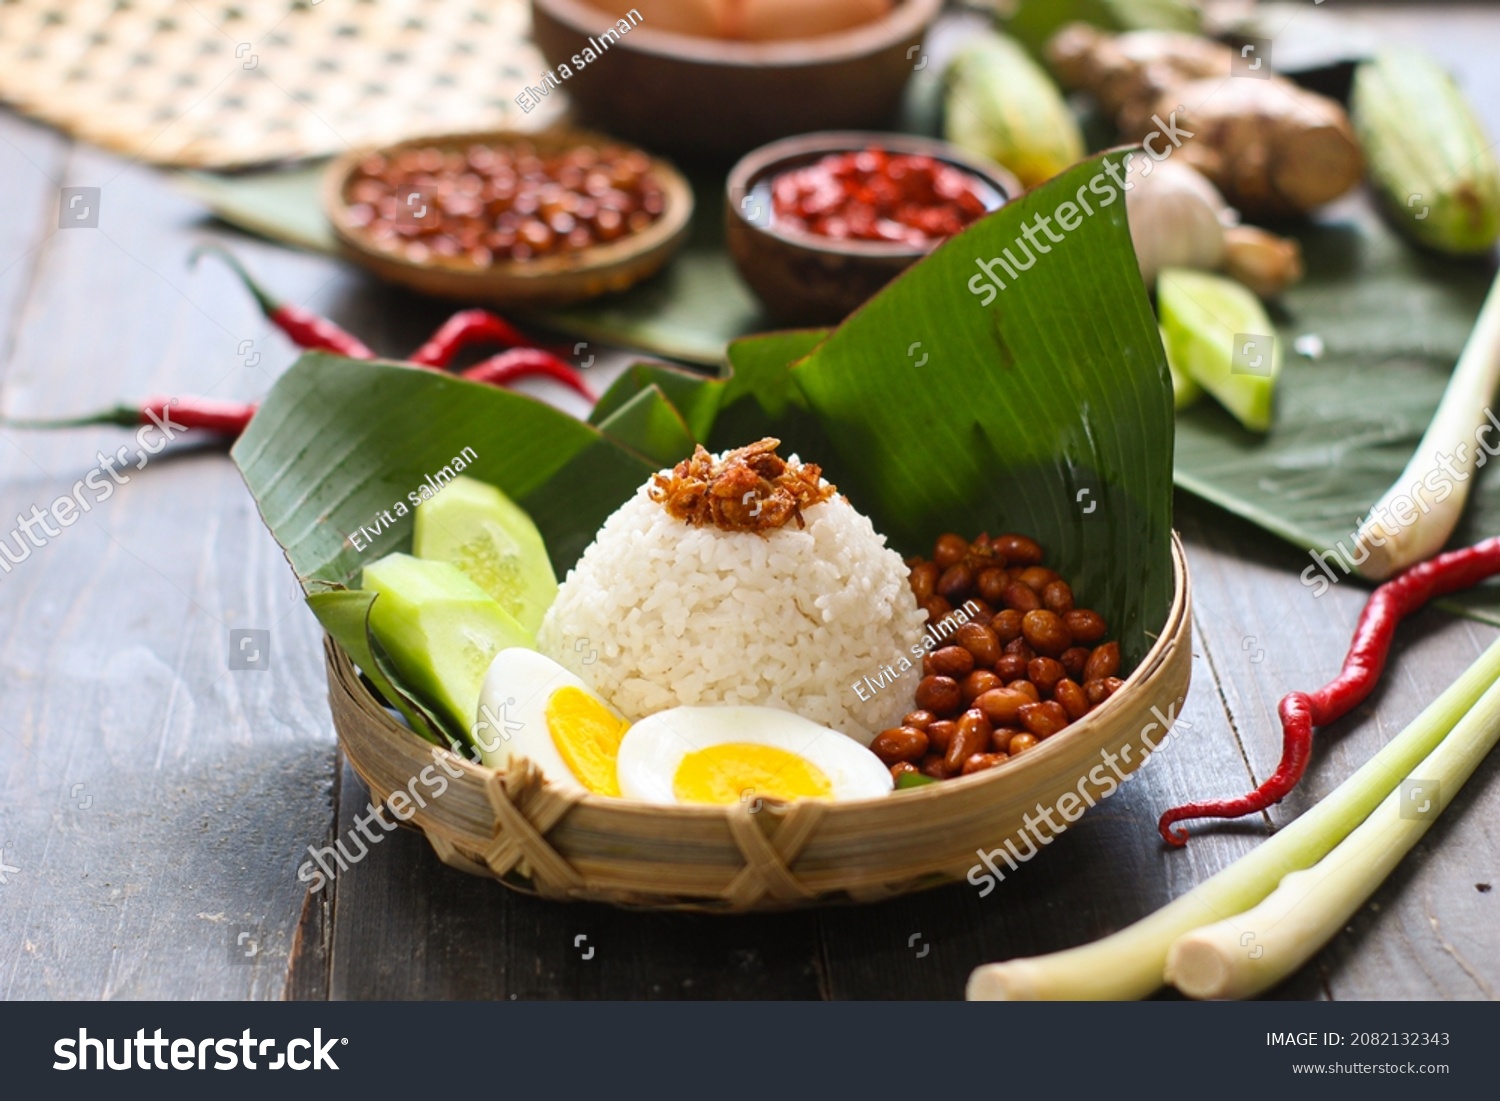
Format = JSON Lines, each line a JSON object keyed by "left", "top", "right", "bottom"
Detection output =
{"left": 322, "top": 128, "right": 694, "bottom": 308}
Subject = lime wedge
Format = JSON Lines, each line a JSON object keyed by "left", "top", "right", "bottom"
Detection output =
{"left": 1159, "top": 268, "right": 1281, "bottom": 432}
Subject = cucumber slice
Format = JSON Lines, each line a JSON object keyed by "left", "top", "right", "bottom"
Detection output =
{"left": 362, "top": 553, "right": 534, "bottom": 737}
{"left": 1158, "top": 268, "right": 1282, "bottom": 432}
{"left": 413, "top": 476, "right": 557, "bottom": 634}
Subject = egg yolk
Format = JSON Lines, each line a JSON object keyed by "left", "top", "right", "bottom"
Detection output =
{"left": 671, "top": 743, "right": 834, "bottom": 805}
{"left": 546, "top": 686, "right": 630, "bottom": 797}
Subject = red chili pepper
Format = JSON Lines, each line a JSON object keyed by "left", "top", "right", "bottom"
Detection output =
{"left": 3, "top": 395, "right": 258, "bottom": 436}
{"left": 192, "top": 245, "right": 375, "bottom": 360}
{"left": 460, "top": 349, "right": 596, "bottom": 402}
{"left": 408, "top": 309, "right": 534, "bottom": 367}
{"left": 1159, "top": 534, "right": 1500, "bottom": 846}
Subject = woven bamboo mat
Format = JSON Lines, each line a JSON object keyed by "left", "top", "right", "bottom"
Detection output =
{"left": 0, "top": 0, "right": 566, "bottom": 168}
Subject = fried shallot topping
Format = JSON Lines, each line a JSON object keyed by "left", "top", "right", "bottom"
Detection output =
{"left": 648, "top": 438, "right": 835, "bottom": 532}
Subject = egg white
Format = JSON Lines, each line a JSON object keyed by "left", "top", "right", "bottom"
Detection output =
{"left": 616, "top": 706, "right": 894, "bottom": 805}
{"left": 475, "top": 648, "right": 619, "bottom": 793}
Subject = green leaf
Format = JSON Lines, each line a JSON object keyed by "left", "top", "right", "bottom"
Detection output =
{"left": 231, "top": 353, "right": 658, "bottom": 585}
{"left": 1005, "top": 0, "right": 1202, "bottom": 57}
{"left": 179, "top": 165, "right": 337, "bottom": 253}
{"left": 791, "top": 154, "right": 1176, "bottom": 668}
{"left": 306, "top": 589, "right": 447, "bottom": 745}
{"left": 593, "top": 384, "right": 698, "bottom": 468}
{"left": 590, "top": 361, "right": 723, "bottom": 438}
{"left": 1171, "top": 204, "right": 1500, "bottom": 623}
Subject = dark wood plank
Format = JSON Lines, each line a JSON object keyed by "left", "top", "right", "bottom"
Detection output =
{"left": 0, "top": 127, "right": 345, "bottom": 998}
{"left": 1177, "top": 497, "right": 1500, "bottom": 1000}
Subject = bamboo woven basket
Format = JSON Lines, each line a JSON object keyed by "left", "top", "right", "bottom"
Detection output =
{"left": 326, "top": 536, "right": 1192, "bottom": 912}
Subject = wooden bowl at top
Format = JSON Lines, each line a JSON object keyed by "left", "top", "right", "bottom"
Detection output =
{"left": 725, "top": 131, "right": 1022, "bottom": 327}
{"left": 528, "top": 0, "right": 946, "bottom": 159}
{"left": 322, "top": 129, "right": 693, "bottom": 309}
{"left": 324, "top": 537, "right": 1193, "bottom": 913}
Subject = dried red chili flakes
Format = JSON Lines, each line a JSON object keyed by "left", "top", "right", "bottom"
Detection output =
{"left": 345, "top": 140, "right": 667, "bottom": 267}
{"left": 769, "top": 147, "right": 991, "bottom": 246}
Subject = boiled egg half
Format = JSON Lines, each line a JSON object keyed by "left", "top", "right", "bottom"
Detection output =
{"left": 475, "top": 648, "right": 630, "bottom": 796}
{"left": 616, "top": 706, "right": 893, "bottom": 806}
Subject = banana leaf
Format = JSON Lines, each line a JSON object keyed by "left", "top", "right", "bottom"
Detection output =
{"left": 1174, "top": 204, "right": 1500, "bottom": 621}
{"left": 1004, "top": 0, "right": 1202, "bottom": 57}
{"left": 234, "top": 154, "right": 1177, "bottom": 729}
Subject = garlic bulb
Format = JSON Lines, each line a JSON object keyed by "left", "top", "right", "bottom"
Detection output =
{"left": 1126, "top": 159, "right": 1303, "bottom": 298}
{"left": 1126, "top": 159, "right": 1234, "bottom": 287}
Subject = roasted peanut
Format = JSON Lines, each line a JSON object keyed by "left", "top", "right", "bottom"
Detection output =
{"left": 936, "top": 564, "right": 974, "bottom": 603}
{"left": 961, "top": 752, "right": 1009, "bottom": 775}
{"left": 915, "top": 675, "right": 963, "bottom": 715}
{"left": 1063, "top": 608, "right": 1107, "bottom": 644}
{"left": 945, "top": 708, "right": 993, "bottom": 773}
{"left": 909, "top": 561, "right": 940, "bottom": 603}
{"left": 1060, "top": 646, "right": 1090, "bottom": 679}
{"left": 994, "top": 654, "right": 1028, "bottom": 680}
{"left": 1084, "top": 641, "right": 1120, "bottom": 682}
{"left": 922, "top": 595, "right": 953, "bottom": 622}
{"left": 1053, "top": 678, "right": 1090, "bottom": 721}
{"left": 955, "top": 622, "right": 1001, "bottom": 667}
{"left": 1083, "top": 678, "right": 1113, "bottom": 706}
{"left": 871, "top": 726, "right": 929, "bottom": 765}
{"left": 1042, "top": 579, "right": 1074, "bottom": 614}
{"left": 1017, "top": 566, "right": 1059, "bottom": 593}
{"left": 1001, "top": 580, "right": 1041, "bottom": 613}
{"left": 975, "top": 686, "right": 1032, "bottom": 726}
{"left": 1018, "top": 700, "right": 1069, "bottom": 739}
{"left": 1026, "top": 656, "right": 1066, "bottom": 696}
{"left": 990, "top": 608, "right": 1023, "bottom": 644}
{"left": 934, "top": 533, "right": 969, "bottom": 568}
{"left": 994, "top": 533, "right": 1044, "bottom": 566}
{"left": 1003, "top": 636, "right": 1036, "bottom": 662}
{"left": 925, "top": 719, "right": 957, "bottom": 754}
{"left": 902, "top": 710, "right": 936, "bottom": 731}
{"left": 990, "top": 726, "right": 1023, "bottom": 753}
{"left": 1083, "top": 675, "right": 1125, "bottom": 706}
{"left": 1007, "top": 731, "right": 1039, "bottom": 755}
{"left": 1008, "top": 679, "right": 1041, "bottom": 702}
{"left": 928, "top": 645, "right": 975, "bottom": 679}
{"left": 961, "top": 668, "right": 1003, "bottom": 703}
{"left": 919, "top": 754, "right": 950, "bottom": 779}
{"left": 976, "top": 567, "right": 1008, "bottom": 605}
{"left": 890, "top": 761, "right": 920, "bottom": 783}
{"left": 1021, "top": 609, "right": 1072, "bottom": 657}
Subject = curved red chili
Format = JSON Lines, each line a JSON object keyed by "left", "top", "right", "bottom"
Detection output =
{"left": 460, "top": 349, "right": 596, "bottom": 402}
{"left": 192, "top": 245, "right": 375, "bottom": 360}
{"left": 409, "top": 309, "right": 533, "bottom": 367}
{"left": 1159, "top": 534, "right": 1500, "bottom": 846}
{"left": 2, "top": 396, "right": 258, "bottom": 436}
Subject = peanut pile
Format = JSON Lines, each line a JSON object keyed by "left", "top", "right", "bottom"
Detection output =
{"left": 874, "top": 532, "right": 1124, "bottom": 782}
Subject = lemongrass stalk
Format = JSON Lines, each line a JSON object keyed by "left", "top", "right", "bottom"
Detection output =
{"left": 1166, "top": 671, "right": 1500, "bottom": 999}
{"left": 1355, "top": 269, "right": 1500, "bottom": 580}
{"left": 965, "top": 634, "right": 1500, "bottom": 1000}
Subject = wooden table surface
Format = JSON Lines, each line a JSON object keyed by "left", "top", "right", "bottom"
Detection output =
{"left": 1, "top": 4, "right": 1497, "bottom": 1002}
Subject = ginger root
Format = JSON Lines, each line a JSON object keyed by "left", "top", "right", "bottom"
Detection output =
{"left": 1047, "top": 23, "right": 1364, "bottom": 217}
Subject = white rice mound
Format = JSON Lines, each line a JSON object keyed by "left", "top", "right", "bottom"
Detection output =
{"left": 537, "top": 478, "right": 927, "bottom": 743}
